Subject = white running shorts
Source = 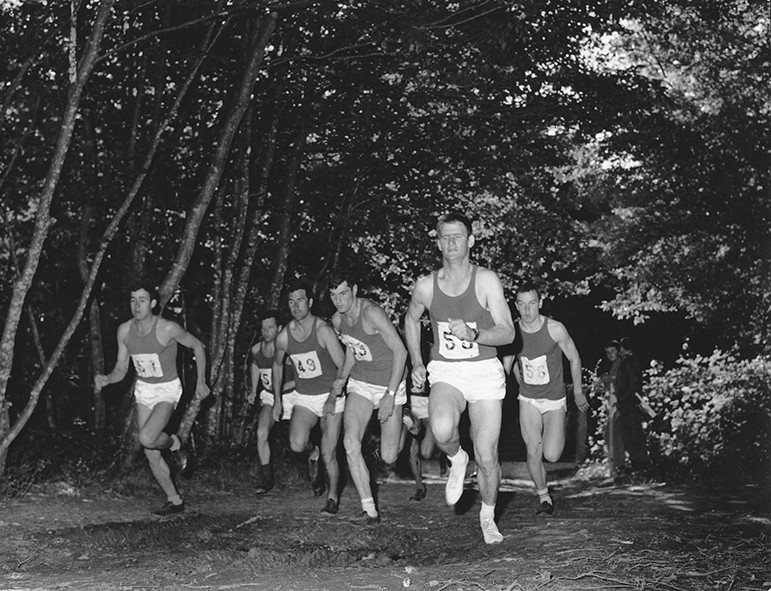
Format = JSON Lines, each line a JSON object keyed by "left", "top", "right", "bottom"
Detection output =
{"left": 260, "top": 390, "right": 297, "bottom": 421}
{"left": 518, "top": 395, "right": 567, "bottom": 414}
{"left": 293, "top": 391, "right": 346, "bottom": 417}
{"left": 134, "top": 379, "right": 182, "bottom": 409}
{"left": 427, "top": 358, "right": 506, "bottom": 402}
{"left": 347, "top": 377, "right": 407, "bottom": 407}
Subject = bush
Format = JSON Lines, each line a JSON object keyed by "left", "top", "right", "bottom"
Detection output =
{"left": 645, "top": 351, "right": 771, "bottom": 484}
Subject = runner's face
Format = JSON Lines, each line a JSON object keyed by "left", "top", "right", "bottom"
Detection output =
{"left": 261, "top": 317, "right": 279, "bottom": 343}
{"left": 437, "top": 221, "right": 472, "bottom": 259}
{"left": 130, "top": 290, "right": 155, "bottom": 321}
{"left": 515, "top": 290, "right": 542, "bottom": 323}
{"left": 329, "top": 281, "right": 356, "bottom": 314}
{"left": 287, "top": 289, "right": 311, "bottom": 321}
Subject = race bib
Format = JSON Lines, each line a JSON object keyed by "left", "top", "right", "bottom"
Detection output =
{"left": 259, "top": 368, "right": 272, "bottom": 390}
{"left": 437, "top": 321, "right": 478, "bottom": 360}
{"left": 340, "top": 334, "right": 373, "bottom": 362}
{"left": 521, "top": 355, "right": 549, "bottom": 385}
{"left": 290, "top": 350, "right": 323, "bottom": 379}
{"left": 131, "top": 353, "right": 164, "bottom": 378}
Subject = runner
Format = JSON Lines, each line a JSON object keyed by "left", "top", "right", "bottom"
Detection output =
{"left": 504, "top": 280, "right": 588, "bottom": 515}
{"left": 272, "top": 278, "right": 346, "bottom": 514}
{"left": 95, "top": 282, "right": 209, "bottom": 516}
{"left": 329, "top": 272, "right": 407, "bottom": 524}
{"left": 248, "top": 309, "right": 297, "bottom": 494}
{"left": 404, "top": 212, "right": 516, "bottom": 545}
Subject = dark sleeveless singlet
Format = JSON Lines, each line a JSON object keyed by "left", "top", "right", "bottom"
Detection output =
{"left": 429, "top": 265, "right": 496, "bottom": 363}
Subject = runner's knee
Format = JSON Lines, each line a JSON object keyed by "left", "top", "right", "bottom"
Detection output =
{"left": 138, "top": 429, "right": 160, "bottom": 449}
{"left": 343, "top": 431, "right": 362, "bottom": 456}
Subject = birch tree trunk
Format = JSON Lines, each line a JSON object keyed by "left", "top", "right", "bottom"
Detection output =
{"left": 0, "top": 0, "right": 116, "bottom": 470}
{"left": 268, "top": 123, "right": 308, "bottom": 308}
{"left": 0, "top": 1, "right": 223, "bottom": 470}
{"left": 175, "top": 13, "right": 279, "bottom": 442}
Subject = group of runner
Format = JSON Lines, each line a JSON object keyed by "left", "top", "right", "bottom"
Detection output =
{"left": 96, "top": 211, "right": 588, "bottom": 545}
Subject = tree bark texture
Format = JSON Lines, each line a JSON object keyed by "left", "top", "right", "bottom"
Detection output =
{"left": 175, "top": 13, "right": 279, "bottom": 442}
{"left": 0, "top": 0, "right": 116, "bottom": 460}
{"left": 268, "top": 123, "right": 308, "bottom": 308}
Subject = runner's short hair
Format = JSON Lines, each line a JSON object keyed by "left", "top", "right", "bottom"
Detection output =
{"left": 128, "top": 281, "right": 160, "bottom": 304}
{"left": 437, "top": 211, "right": 472, "bottom": 236}
{"left": 327, "top": 270, "right": 358, "bottom": 292}
{"left": 259, "top": 309, "right": 282, "bottom": 325}
{"left": 285, "top": 277, "right": 314, "bottom": 299}
{"left": 515, "top": 279, "right": 542, "bottom": 299}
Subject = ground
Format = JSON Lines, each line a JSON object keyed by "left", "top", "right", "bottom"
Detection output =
{"left": 1, "top": 461, "right": 769, "bottom": 591}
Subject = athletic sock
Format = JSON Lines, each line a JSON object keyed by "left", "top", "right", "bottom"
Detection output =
{"left": 361, "top": 497, "right": 378, "bottom": 518}
{"left": 480, "top": 502, "right": 495, "bottom": 521}
{"left": 170, "top": 434, "right": 181, "bottom": 452}
{"left": 537, "top": 487, "right": 552, "bottom": 505}
{"left": 448, "top": 448, "right": 466, "bottom": 464}
{"left": 168, "top": 494, "right": 183, "bottom": 506}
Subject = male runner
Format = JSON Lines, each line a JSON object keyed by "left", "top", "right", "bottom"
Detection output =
{"left": 329, "top": 272, "right": 407, "bottom": 524}
{"left": 404, "top": 212, "right": 516, "bottom": 544}
{"left": 272, "top": 278, "right": 345, "bottom": 514}
{"left": 504, "top": 281, "right": 589, "bottom": 515}
{"left": 249, "top": 309, "right": 297, "bottom": 493}
{"left": 95, "top": 283, "right": 209, "bottom": 516}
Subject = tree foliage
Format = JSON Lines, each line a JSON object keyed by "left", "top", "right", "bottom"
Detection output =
{"left": 0, "top": 0, "right": 766, "bottom": 467}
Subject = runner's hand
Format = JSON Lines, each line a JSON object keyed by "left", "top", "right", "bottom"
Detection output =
{"left": 448, "top": 318, "right": 474, "bottom": 341}
{"left": 574, "top": 390, "right": 589, "bottom": 412}
{"left": 411, "top": 364, "right": 427, "bottom": 391}
{"left": 195, "top": 382, "right": 210, "bottom": 401}
{"left": 94, "top": 374, "right": 109, "bottom": 393}
{"left": 378, "top": 391, "right": 395, "bottom": 423}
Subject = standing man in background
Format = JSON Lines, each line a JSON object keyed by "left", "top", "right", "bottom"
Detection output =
{"left": 595, "top": 339, "right": 624, "bottom": 474}
{"left": 504, "top": 281, "right": 588, "bottom": 516}
{"left": 615, "top": 337, "right": 651, "bottom": 474}
{"left": 405, "top": 212, "right": 515, "bottom": 545}
{"left": 272, "top": 278, "right": 346, "bottom": 515}
{"left": 95, "top": 283, "right": 209, "bottom": 516}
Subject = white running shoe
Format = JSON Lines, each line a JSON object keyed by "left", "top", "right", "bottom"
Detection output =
{"left": 481, "top": 517, "right": 503, "bottom": 544}
{"left": 444, "top": 449, "right": 468, "bottom": 505}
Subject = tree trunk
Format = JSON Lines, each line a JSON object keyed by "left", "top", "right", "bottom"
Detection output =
{"left": 175, "top": 13, "right": 279, "bottom": 442}
{"left": 0, "top": 0, "right": 221, "bottom": 464}
{"left": 0, "top": 0, "right": 116, "bottom": 463}
{"left": 268, "top": 123, "right": 308, "bottom": 308}
{"left": 79, "top": 113, "right": 106, "bottom": 431}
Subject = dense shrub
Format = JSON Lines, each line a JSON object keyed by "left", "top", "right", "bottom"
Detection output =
{"left": 645, "top": 351, "right": 770, "bottom": 483}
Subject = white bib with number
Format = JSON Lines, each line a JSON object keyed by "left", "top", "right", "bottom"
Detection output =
{"left": 340, "top": 334, "right": 373, "bottom": 362}
{"left": 521, "top": 355, "right": 550, "bottom": 385}
{"left": 259, "top": 367, "right": 272, "bottom": 390}
{"left": 131, "top": 353, "right": 164, "bottom": 378}
{"left": 290, "top": 351, "right": 323, "bottom": 379}
{"left": 437, "top": 321, "right": 478, "bottom": 360}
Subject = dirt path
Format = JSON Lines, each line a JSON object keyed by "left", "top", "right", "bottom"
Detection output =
{"left": 1, "top": 471, "right": 769, "bottom": 591}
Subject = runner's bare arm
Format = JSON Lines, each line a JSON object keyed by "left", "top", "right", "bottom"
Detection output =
{"left": 249, "top": 345, "right": 261, "bottom": 400}
{"left": 271, "top": 330, "right": 288, "bottom": 421}
{"left": 549, "top": 320, "right": 588, "bottom": 412}
{"left": 167, "top": 321, "right": 210, "bottom": 400}
{"left": 472, "top": 268, "right": 516, "bottom": 346}
{"left": 332, "top": 346, "right": 355, "bottom": 396}
{"left": 95, "top": 322, "right": 131, "bottom": 392}
{"left": 366, "top": 304, "right": 407, "bottom": 394}
{"left": 404, "top": 275, "right": 431, "bottom": 388}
